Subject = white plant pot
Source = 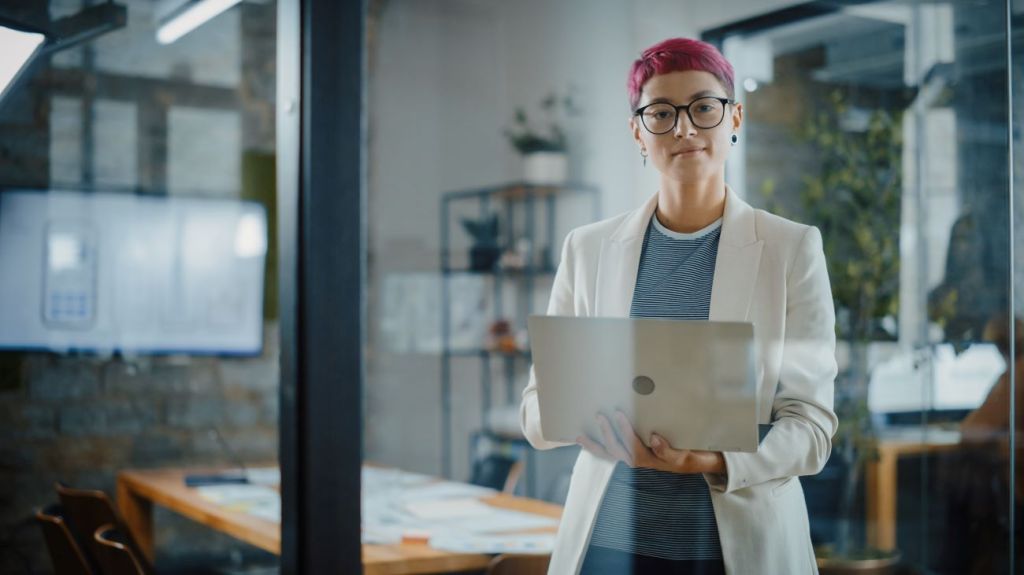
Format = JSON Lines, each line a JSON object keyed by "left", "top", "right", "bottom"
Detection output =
{"left": 522, "top": 152, "right": 568, "bottom": 185}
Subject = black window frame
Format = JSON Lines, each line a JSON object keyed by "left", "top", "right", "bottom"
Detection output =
{"left": 278, "top": 0, "right": 365, "bottom": 573}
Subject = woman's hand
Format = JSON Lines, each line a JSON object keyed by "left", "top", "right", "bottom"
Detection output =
{"left": 576, "top": 411, "right": 726, "bottom": 475}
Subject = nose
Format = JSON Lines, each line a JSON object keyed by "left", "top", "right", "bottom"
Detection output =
{"left": 674, "top": 111, "right": 698, "bottom": 137}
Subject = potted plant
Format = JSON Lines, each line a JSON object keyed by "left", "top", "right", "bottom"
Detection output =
{"left": 460, "top": 213, "right": 501, "bottom": 272}
{"left": 763, "top": 89, "right": 904, "bottom": 573}
{"left": 504, "top": 91, "right": 578, "bottom": 185}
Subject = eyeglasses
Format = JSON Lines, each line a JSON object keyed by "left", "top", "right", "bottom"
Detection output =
{"left": 633, "top": 97, "right": 736, "bottom": 134}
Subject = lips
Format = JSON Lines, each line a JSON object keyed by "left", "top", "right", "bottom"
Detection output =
{"left": 673, "top": 147, "right": 705, "bottom": 156}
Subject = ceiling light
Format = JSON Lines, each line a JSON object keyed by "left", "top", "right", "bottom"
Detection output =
{"left": 157, "top": 0, "right": 243, "bottom": 45}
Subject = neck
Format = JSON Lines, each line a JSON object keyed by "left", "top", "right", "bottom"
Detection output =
{"left": 655, "top": 174, "right": 727, "bottom": 234}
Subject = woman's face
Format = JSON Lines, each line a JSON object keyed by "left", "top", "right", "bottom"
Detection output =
{"left": 630, "top": 70, "right": 743, "bottom": 185}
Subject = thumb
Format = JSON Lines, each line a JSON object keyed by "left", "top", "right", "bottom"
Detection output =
{"left": 650, "top": 434, "right": 665, "bottom": 456}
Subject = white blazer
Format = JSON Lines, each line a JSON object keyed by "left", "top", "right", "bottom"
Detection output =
{"left": 520, "top": 187, "right": 838, "bottom": 574}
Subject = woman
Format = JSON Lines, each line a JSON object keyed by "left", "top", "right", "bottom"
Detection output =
{"left": 520, "top": 38, "right": 838, "bottom": 574}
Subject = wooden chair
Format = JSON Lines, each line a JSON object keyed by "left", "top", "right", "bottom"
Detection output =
{"left": 94, "top": 524, "right": 147, "bottom": 575}
{"left": 35, "top": 504, "right": 95, "bottom": 575}
{"left": 486, "top": 553, "right": 550, "bottom": 575}
{"left": 56, "top": 481, "right": 154, "bottom": 574}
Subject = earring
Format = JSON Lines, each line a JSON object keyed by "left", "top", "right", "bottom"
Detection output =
{"left": 731, "top": 134, "right": 738, "bottom": 145}
{"left": 641, "top": 149, "right": 648, "bottom": 166}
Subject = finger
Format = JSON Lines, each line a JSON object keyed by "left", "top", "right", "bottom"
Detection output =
{"left": 613, "top": 411, "right": 647, "bottom": 460}
{"left": 576, "top": 435, "right": 613, "bottom": 461}
{"left": 650, "top": 434, "right": 689, "bottom": 470}
{"left": 597, "top": 414, "right": 632, "bottom": 464}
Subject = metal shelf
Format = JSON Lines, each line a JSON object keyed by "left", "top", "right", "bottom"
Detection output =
{"left": 438, "top": 180, "right": 601, "bottom": 480}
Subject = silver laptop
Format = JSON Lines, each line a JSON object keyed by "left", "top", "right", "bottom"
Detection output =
{"left": 527, "top": 316, "right": 763, "bottom": 453}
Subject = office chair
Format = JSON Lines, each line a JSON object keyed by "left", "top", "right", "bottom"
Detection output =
{"left": 56, "top": 481, "right": 154, "bottom": 574}
{"left": 486, "top": 553, "right": 550, "bottom": 575}
{"left": 35, "top": 504, "right": 95, "bottom": 575}
{"left": 94, "top": 524, "right": 147, "bottom": 575}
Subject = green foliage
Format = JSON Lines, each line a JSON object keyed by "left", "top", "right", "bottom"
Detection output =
{"left": 763, "top": 90, "right": 902, "bottom": 343}
{"left": 762, "top": 89, "right": 904, "bottom": 557}
{"left": 503, "top": 90, "right": 579, "bottom": 155}
{"left": 460, "top": 214, "right": 500, "bottom": 247}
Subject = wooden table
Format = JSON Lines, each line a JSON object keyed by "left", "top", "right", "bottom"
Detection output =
{"left": 864, "top": 428, "right": 962, "bottom": 551}
{"left": 116, "top": 466, "right": 561, "bottom": 574}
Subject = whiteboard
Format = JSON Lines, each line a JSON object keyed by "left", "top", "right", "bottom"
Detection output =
{"left": 0, "top": 190, "right": 266, "bottom": 355}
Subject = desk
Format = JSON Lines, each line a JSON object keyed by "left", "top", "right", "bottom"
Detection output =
{"left": 864, "top": 428, "right": 961, "bottom": 551}
{"left": 117, "top": 467, "right": 562, "bottom": 574}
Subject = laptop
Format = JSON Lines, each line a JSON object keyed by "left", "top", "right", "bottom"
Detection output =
{"left": 527, "top": 316, "right": 764, "bottom": 453}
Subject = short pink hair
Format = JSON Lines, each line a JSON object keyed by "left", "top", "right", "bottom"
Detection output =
{"left": 627, "top": 38, "right": 735, "bottom": 110}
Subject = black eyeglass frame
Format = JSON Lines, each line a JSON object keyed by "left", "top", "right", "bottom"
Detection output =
{"left": 632, "top": 96, "right": 737, "bottom": 134}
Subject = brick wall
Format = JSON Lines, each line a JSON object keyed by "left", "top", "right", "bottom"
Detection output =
{"left": 0, "top": 323, "right": 279, "bottom": 572}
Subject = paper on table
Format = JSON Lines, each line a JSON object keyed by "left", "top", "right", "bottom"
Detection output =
{"left": 244, "top": 498, "right": 281, "bottom": 523}
{"left": 404, "top": 498, "right": 493, "bottom": 520}
{"left": 429, "top": 533, "right": 555, "bottom": 554}
{"left": 196, "top": 484, "right": 278, "bottom": 503}
{"left": 450, "top": 507, "right": 558, "bottom": 534}
{"left": 397, "top": 481, "right": 496, "bottom": 503}
{"left": 196, "top": 484, "right": 281, "bottom": 523}
{"left": 362, "top": 467, "right": 434, "bottom": 489}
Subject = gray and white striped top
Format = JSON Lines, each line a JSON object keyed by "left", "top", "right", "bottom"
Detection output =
{"left": 587, "top": 213, "right": 724, "bottom": 561}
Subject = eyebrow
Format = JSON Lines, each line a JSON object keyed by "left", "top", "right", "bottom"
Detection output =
{"left": 645, "top": 90, "right": 723, "bottom": 105}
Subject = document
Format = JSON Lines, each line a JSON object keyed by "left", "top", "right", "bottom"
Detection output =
{"left": 429, "top": 533, "right": 555, "bottom": 554}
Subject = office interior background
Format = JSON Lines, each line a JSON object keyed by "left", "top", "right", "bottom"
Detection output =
{"left": 2, "top": 0, "right": 1024, "bottom": 573}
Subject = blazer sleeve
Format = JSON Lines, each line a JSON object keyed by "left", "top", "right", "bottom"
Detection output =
{"left": 705, "top": 226, "right": 839, "bottom": 493}
{"left": 520, "top": 229, "right": 578, "bottom": 450}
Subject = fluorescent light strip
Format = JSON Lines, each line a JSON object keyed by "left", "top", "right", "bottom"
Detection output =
{"left": 156, "top": 0, "right": 243, "bottom": 45}
{"left": 0, "top": 26, "right": 45, "bottom": 101}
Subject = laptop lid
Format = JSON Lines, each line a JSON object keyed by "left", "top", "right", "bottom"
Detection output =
{"left": 527, "top": 315, "right": 761, "bottom": 453}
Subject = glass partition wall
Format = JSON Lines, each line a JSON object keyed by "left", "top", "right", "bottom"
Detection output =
{"left": 0, "top": 1, "right": 280, "bottom": 573}
{"left": 356, "top": 0, "right": 1022, "bottom": 574}
{"left": 709, "top": 1, "right": 1019, "bottom": 572}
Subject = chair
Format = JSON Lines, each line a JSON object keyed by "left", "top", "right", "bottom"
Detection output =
{"left": 56, "top": 481, "right": 154, "bottom": 574}
{"left": 94, "top": 524, "right": 147, "bottom": 575}
{"left": 486, "top": 553, "right": 550, "bottom": 575}
{"left": 34, "top": 504, "right": 95, "bottom": 575}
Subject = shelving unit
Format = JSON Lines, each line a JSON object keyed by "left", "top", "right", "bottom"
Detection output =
{"left": 439, "top": 181, "right": 601, "bottom": 484}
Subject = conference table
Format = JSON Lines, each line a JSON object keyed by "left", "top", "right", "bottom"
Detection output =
{"left": 864, "top": 427, "right": 962, "bottom": 551}
{"left": 116, "top": 465, "right": 562, "bottom": 574}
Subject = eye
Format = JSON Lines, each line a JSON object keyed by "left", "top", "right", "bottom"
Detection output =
{"left": 652, "top": 110, "right": 672, "bottom": 120}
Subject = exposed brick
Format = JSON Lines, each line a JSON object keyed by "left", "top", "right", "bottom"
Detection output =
{"left": 219, "top": 358, "right": 278, "bottom": 392}
{"left": 0, "top": 404, "right": 56, "bottom": 440}
{"left": 165, "top": 396, "right": 227, "bottom": 429}
{"left": 58, "top": 401, "right": 159, "bottom": 436}
{"left": 218, "top": 427, "right": 277, "bottom": 462}
{"left": 0, "top": 443, "right": 37, "bottom": 472}
{"left": 39, "top": 437, "right": 134, "bottom": 472}
{"left": 260, "top": 393, "right": 278, "bottom": 424}
{"left": 105, "top": 361, "right": 218, "bottom": 396}
{"left": 222, "top": 401, "right": 263, "bottom": 428}
{"left": 191, "top": 427, "right": 276, "bottom": 463}
{"left": 28, "top": 362, "right": 101, "bottom": 401}
{"left": 130, "top": 431, "right": 189, "bottom": 466}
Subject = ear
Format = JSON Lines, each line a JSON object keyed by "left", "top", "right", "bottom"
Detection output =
{"left": 629, "top": 115, "right": 644, "bottom": 147}
{"left": 731, "top": 102, "right": 744, "bottom": 133}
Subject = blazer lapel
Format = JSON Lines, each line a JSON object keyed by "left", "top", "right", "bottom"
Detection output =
{"left": 594, "top": 187, "right": 763, "bottom": 321}
{"left": 709, "top": 188, "right": 764, "bottom": 322}
{"left": 594, "top": 193, "right": 658, "bottom": 317}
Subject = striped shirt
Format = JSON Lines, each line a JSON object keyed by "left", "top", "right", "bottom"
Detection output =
{"left": 587, "top": 213, "right": 724, "bottom": 561}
